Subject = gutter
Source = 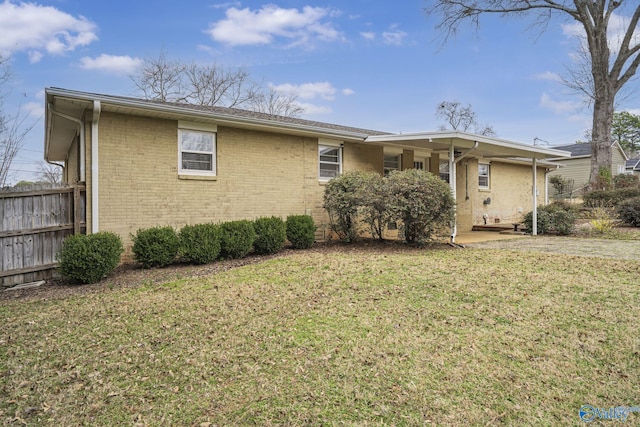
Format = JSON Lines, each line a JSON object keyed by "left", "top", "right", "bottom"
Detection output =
{"left": 91, "top": 100, "right": 101, "bottom": 233}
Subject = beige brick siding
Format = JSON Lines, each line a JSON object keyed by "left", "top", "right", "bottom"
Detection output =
{"left": 456, "top": 159, "right": 546, "bottom": 231}
{"left": 63, "top": 111, "right": 548, "bottom": 247}
{"left": 77, "top": 112, "right": 381, "bottom": 249}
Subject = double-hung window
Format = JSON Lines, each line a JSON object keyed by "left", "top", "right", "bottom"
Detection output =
{"left": 384, "top": 155, "right": 401, "bottom": 176}
{"left": 319, "top": 144, "right": 342, "bottom": 180}
{"left": 179, "top": 127, "right": 216, "bottom": 176}
{"left": 478, "top": 163, "right": 490, "bottom": 189}
{"left": 439, "top": 161, "right": 450, "bottom": 182}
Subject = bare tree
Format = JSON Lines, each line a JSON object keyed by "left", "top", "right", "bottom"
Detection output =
{"left": 131, "top": 50, "right": 185, "bottom": 102}
{"left": 0, "top": 108, "right": 36, "bottom": 188}
{"left": 36, "top": 161, "right": 63, "bottom": 184}
{"left": 251, "top": 88, "right": 305, "bottom": 117}
{"left": 0, "top": 54, "right": 37, "bottom": 188}
{"left": 425, "top": 0, "right": 640, "bottom": 187}
{"left": 131, "top": 51, "right": 304, "bottom": 117}
{"left": 436, "top": 100, "right": 496, "bottom": 136}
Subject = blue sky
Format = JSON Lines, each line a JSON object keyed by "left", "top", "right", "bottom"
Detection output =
{"left": 1, "top": 0, "right": 638, "bottom": 183}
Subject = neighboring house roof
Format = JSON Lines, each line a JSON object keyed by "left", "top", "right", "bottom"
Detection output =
{"left": 627, "top": 158, "right": 640, "bottom": 170}
{"left": 549, "top": 141, "right": 628, "bottom": 161}
{"left": 45, "top": 87, "right": 571, "bottom": 163}
{"left": 551, "top": 143, "right": 593, "bottom": 158}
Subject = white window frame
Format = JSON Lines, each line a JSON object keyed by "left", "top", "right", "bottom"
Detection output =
{"left": 439, "top": 161, "right": 450, "bottom": 182}
{"left": 413, "top": 160, "right": 424, "bottom": 170}
{"left": 384, "top": 154, "right": 401, "bottom": 176}
{"left": 478, "top": 163, "right": 490, "bottom": 189}
{"left": 178, "top": 122, "right": 217, "bottom": 177}
{"left": 319, "top": 141, "right": 343, "bottom": 181}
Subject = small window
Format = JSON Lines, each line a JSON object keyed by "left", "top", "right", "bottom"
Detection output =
{"left": 479, "top": 164, "right": 490, "bottom": 189}
{"left": 319, "top": 145, "right": 342, "bottom": 180}
{"left": 413, "top": 161, "right": 424, "bottom": 170}
{"left": 384, "top": 154, "right": 401, "bottom": 176}
{"left": 179, "top": 129, "right": 216, "bottom": 175}
{"left": 439, "top": 161, "right": 450, "bottom": 182}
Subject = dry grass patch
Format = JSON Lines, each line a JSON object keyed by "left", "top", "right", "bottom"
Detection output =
{"left": 1, "top": 247, "right": 639, "bottom": 425}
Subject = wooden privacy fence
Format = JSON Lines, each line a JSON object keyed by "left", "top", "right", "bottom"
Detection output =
{"left": 1, "top": 184, "right": 86, "bottom": 288}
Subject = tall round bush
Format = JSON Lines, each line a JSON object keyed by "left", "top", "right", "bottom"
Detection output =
{"left": 323, "top": 171, "right": 368, "bottom": 242}
{"left": 219, "top": 220, "right": 256, "bottom": 259}
{"left": 179, "top": 223, "right": 221, "bottom": 264}
{"left": 131, "top": 226, "right": 180, "bottom": 268}
{"left": 57, "top": 232, "right": 124, "bottom": 284}
{"left": 385, "top": 169, "right": 455, "bottom": 244}
{"left": 286, "top": 215, "right": 316, "bottom": 249}
{"left": 253, "top": 216, "right": 286, "bottom": 255}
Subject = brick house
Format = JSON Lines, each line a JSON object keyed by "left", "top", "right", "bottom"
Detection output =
{"left": 44, "top": 88, "right": 570, "bottom": 249}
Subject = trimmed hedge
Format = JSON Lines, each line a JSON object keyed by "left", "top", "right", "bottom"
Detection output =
{"left": 179, "top": 223, "right": 221, "bottom": 264}
{"left": 583, "top": 188, "right": 640, "bottom": 208}
{"left": 57, "top": 232, "right": 124, "bottom": 284}
{"left": 286, "top": 215, "right": 316, "bottom": 249}
{"left": 617, "top": 196, "right": 640, "bottom": 227}
{"left": 132, "top": 226, "right": 180, "bottom": 268}
{"left": 220, "top": 220, "right": 256, "bottom": 259}
{"left": 253, "top": 216, "right": 286, "bottom": 255}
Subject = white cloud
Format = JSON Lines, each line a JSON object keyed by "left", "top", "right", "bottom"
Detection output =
{"left": 382, "top": 29, "right": 407, "bottom": 46}
{"left": 270, "top": 81, "right": 337, "bottom": 100}
{"left": 206, "top": 5, "right": 343, "bottom": 47}
{"left": 79, "top": 54, "right": 143, "bottom": 75}
{"left": 342, "top": 88, "right": 355, "bottom": 96}
{"left": 360, "top": 31, "right": 375, "bottom": 40}
{"left": 0, "top": 1, "right": 97, "bottom": 61}
{"left": 535, "top": 71, "right": 562, "bottom": 83}
{"left": 540, "top": 92, "right": 581, "bottom": 115}
{"left": 296, "top": 102, "right": 332, "bottom": 115}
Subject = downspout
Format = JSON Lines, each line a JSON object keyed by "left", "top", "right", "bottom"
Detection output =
{"left": 450, "top": 141, "right": 478, "bottom": 243}
{"left": 532, "top": 158, "right": 538, "bottom": 236}
{"left": 91, "top": 100, "right": 101, "bottom": 233}
{"left": 48, "top": 103, "right": 86, "bottom": 182}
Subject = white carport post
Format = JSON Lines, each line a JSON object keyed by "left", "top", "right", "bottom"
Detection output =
{"left": 532, "top": 157, "right": 538, "bottom": 236}
{"left": 449, "top": 143, "right": 456, "bottom": 243}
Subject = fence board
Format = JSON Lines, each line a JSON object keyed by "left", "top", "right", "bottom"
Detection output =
{"left": 0, "top": 184, "right": 86, "bottom": 288}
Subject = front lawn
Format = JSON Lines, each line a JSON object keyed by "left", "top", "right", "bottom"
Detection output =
{"left": 1, "top": 246, "right": 639, "bottom": 425}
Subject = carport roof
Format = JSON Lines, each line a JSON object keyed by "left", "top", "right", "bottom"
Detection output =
{"left": 365, "top": 131, "right": 571, "bottom": 160}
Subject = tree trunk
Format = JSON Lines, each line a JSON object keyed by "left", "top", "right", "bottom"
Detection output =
{"left": 589, "top": 89, "right": 615, "bottom": 188}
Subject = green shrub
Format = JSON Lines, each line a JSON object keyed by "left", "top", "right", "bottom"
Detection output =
{"left": 613, "top": 173, "right": 640, "bottom": 189}
{"left": 179, "top": 223, "right": 221, "bottom": 264}
{"left": 385, "top": 169, "right": 455, "bottom": 244}
{"left": 323, "top": 171, "right": 369, "bottom": 242}
{"left": 359, "top": 173, "right": 393, "bottom": 240}
{"left": 286, "top": 215, "right": 316, "bottom": 249}
{"left": 219, "top": 220, "right": 256, "bottom": 259}
{"left": 583, "top": 188, "right": 640, "bottom": 207}
{"left": 523, "top": 203, "right": 577, "bottom": 235}
{"left": 57, "top": 232, "right": 123, "bottom": 284}
{"left": 253, "top": 216, "right": 287, "bottom": 255}
{"left": 131, "top": 226, "right": 180, "bottom": 268}
{"left": 617, "top": 196, "right": 640, "bottom": 227}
